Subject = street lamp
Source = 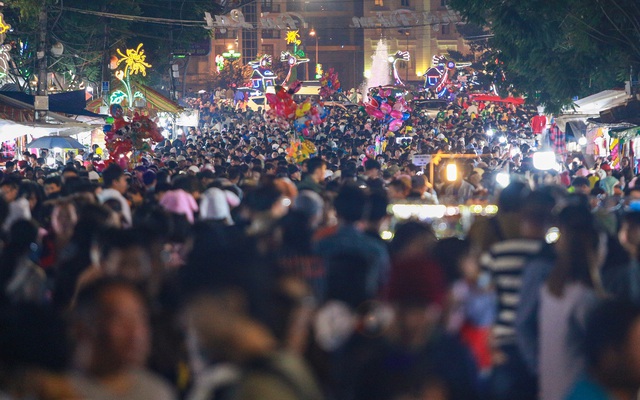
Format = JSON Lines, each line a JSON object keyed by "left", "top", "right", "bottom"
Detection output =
{"left": 309, "top": 28, "right": 319, "bottom": 79}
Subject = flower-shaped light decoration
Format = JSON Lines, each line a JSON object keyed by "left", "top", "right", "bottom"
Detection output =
{"left": 116, "top": 43, "right": 152, "bottom": 76}
{"left": 111, "top": 43, "right": 152, "bottom": 109}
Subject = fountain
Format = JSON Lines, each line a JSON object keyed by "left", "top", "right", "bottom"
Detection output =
{"left": 361, "top": 39, "right": 391, "bottom": 101}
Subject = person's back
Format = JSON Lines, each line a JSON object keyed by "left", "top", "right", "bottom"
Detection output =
{"left": 539, "top": 283, "right": 596, "bottom": 400}
{"left": 315, "top": 185, "right": 390, "bottom": 302}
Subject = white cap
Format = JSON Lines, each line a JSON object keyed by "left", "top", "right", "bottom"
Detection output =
{"left": 188, "top": 165, "right": 200, "bottom": 173}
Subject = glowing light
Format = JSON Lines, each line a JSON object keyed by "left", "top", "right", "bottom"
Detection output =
{"left": 496, "top": 172, "right": 510, "bottom": 188}
{"left": 533, "top": 150, "right": 557, "bottom": 171}
{"left": 380, "top": 231, "right": 394, "bottom": 240}
{"left": 446, "top": 163, "right": 458, "bottom": 182}
{"left": 486, "top": 128, "right": 494, "bottom": 137}
{"left": 285, "top": 30, "right": 301, "bottom": 46}
{"left": 416, "top": 71, "right": 423, "bottom": 77}
{"left": 545, "top": 227, "right": 560, "bottom": 244}
{"left": 498, "top": 136, "right": 506, "bottom": 144}
{"left": 578, "top": 136, "right": 587, "bottom": 146}
{"left": 116, "top": 43, "right": 152, "bottom": 76}
{"left": 388, "top": 56, "right": 395, "bottom": 63}
{"left": 0, "top": 14, "right": 11, "bottom": 35}
{"left": 364, "top": 70, "right": 371, "bottom": 78}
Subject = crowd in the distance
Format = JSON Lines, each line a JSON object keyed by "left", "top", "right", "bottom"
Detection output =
{"left": 2, "top": 92, "right": 640, "bottom": 400}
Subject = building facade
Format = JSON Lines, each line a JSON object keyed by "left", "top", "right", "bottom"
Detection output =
{"left": 184, "top": 0, "right": 468, "bottom": 93}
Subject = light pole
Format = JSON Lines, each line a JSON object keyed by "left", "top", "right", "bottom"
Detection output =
{"left": 309, "top": 28, "right": 318, "bottom": 79}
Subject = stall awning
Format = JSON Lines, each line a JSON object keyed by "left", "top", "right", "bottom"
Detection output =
{"left": 0, "top": 90, "right": 105, "bottom": 118}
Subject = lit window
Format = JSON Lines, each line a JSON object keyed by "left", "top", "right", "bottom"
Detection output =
{"left": 375, "top": 0, "right": 384, "bottom": 6}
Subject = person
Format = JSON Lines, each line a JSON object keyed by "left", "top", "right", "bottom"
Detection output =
{"left": 517, "top": 201, "right": 605, "bottom": 400}
{"left": 601, "top": 211, "right": 640, "bottom": 304}
{"left": 481, "top": 190, "right": 556, "bottom": 400}
{"left": 315, "top": 184, "right": 390, "bottom": 303}
{"left": 97, "top": 164, "right": 132, "bottom": 227}
{"left": 565, "top": 300, "right": 640, "bottom": 400}
{"left": 0, "top": 219, "right": 47, "bottom": 304}
{"left": 296, "top": 157, "right": 326, "bottom": 194}
{"left": 70, "top": 278, "right": 176, "bottom": 400}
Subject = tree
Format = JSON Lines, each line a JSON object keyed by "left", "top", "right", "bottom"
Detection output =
{"left": 211, "top": 58, "right": 251, "bottom": 89}
{"left": 448, "top": 0, "right": 640, "bottom": 113}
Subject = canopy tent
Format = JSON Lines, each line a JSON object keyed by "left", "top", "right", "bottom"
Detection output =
{"left": 0, "top": 119, "right": 91, "bottom": 143}
{"left": 556, "top": 90, "right": 631, "bottom": 133}
{"left": 87, "top": 83, "right": 182, "bottom": 115}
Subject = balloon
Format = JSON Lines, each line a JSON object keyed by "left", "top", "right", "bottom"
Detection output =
{"left": 402, "top": 112, "right": 411, "bottom": 121}
{"left": 380, "top": 102, "right": 392, "bottom": 115}
{"left": 389, "top": 119, "right": 403, "bottom": 132}
{"left": 109, "top": 104, "right": 123, "bottom": 118}
{"left": 105, "top": 116, "right": 115, "bottom": 124}
{"left": 390, "top": 110, "right": 403, "bottom": 119}
{"left": 103, "top": 125, "right": 112, "bottom": 132}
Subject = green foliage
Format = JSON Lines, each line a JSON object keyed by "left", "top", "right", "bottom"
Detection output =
{"left": 448, "top": 0, "right": 640, "bottom": 113}
{"left": 211, "top": 58, "right": 251, "bottom": 89}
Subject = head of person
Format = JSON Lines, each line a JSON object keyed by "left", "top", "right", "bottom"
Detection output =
{"left": 307, "top": 157, "right": 327, "bottom": 183}
{"left": 619, "top": 211, "right": 640, "bottom": 259}
{"left": 0, "top": 176, "right": 20, "bottom": 203}
{"left": 102, "top": 164, "right": 127, "bottom": 194}
{"left": 572, "top": 176, "right": 591, "bottom": 195}
{"left": 43, "top": 175, "right": 62, "bottom": 197}
{"left": 334, "top": 184, "right": 367, "bottom": 224}
{"left": 72, "top": 279, "right": 151, "bottom": 375}
{"left": 92, "top": 228, "right": 153, "bottom": 284}
{"left": 583, "top": 300, "right": 640, "bottom": 396}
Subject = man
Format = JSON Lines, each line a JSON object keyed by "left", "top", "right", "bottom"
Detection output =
{"left": 296, "top": 157, "right": 326, "bottom": 195}
{"left": 43, "top": 176, "right": 63, "bottom": 200}
{"left": 315, "top": 185, "right": 390, "bottom": 303}
{"left": 363, "top": 159, "right": 381, "bottom": 181}
{"left": 70, "top": 279, "right": 175, "bottom": 400}
{"left": 97, "top": 164, "right": 132, "bottom": 227}
{"left": 480, "top": 191, "right": 555, "bottom": 400}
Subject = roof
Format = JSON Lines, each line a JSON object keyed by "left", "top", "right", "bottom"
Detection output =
{"left": 86, "top": 83, "right": 182, "bottom": 115}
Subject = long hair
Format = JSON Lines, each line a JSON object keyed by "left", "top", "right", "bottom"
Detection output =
{"left": 546, "top": 202, "right": 603, "bottom": 297}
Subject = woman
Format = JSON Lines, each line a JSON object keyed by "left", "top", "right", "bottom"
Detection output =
{"left": 538, "top": 203, "right": 605, "bottom": 400}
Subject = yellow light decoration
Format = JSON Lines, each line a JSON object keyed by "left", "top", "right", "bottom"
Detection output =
{"left": 114, "top": 70, "right": 125, "bottom": 81}
{"left": 116, "top": 43, "right": 152, "bottom": 76}
{"left": 0, "top": 14, "right": 11, "bottom": 35}
{"left": 285, "top": 30, "right": 301, "bottom": 46}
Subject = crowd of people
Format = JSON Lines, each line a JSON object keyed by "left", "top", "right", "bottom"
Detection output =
{"left": 2, "top": 92, "right": 640, "bottom": 400}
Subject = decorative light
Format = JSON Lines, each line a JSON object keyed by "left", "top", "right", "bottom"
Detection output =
{"left": 364, "top": 70, "right": 371, "bottom": 78}
{"left": 486, "top": 128, "right": 494, "bottom": 137}
{"left": 285, "top": 30, "right": 301, "bottom": 46}
{"left": 110, "top": 43, "right": 151, "bottom": 108}
{"left": 498, "top": 136, "right": 506, "bottom": 144}
{"left": 578, "top": 136, "right": 587, "bottom": 146}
